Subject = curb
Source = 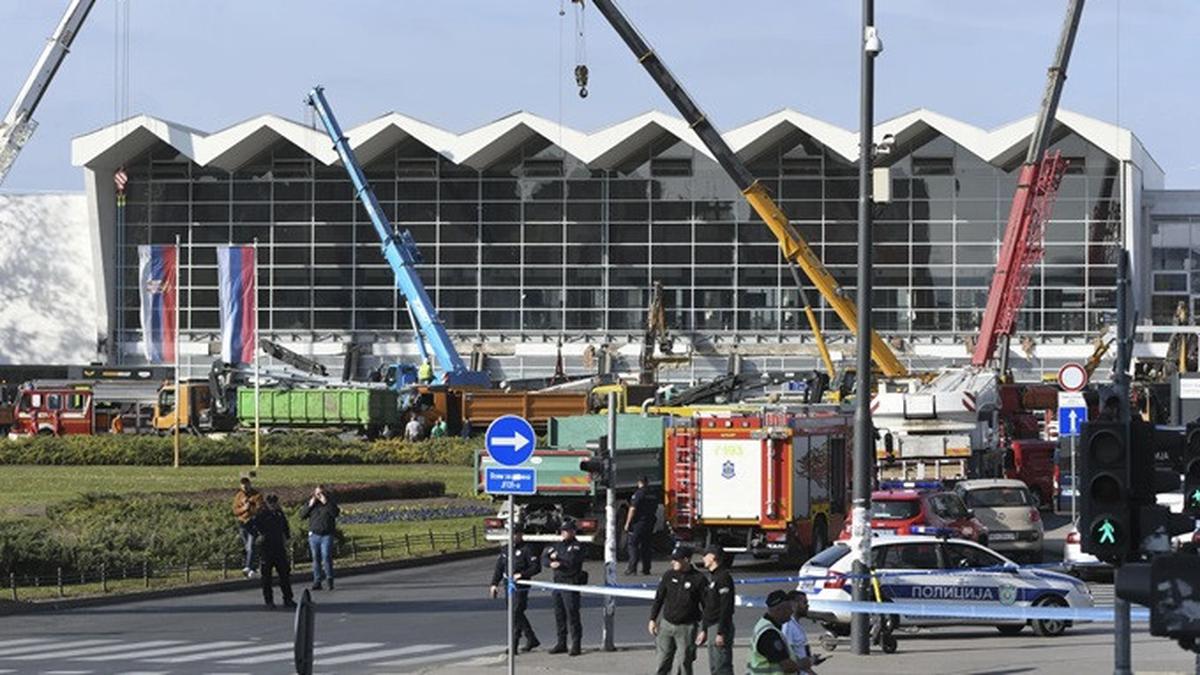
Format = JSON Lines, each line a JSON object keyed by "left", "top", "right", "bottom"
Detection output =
{"left": 0, "top": 547, "right": 492, "bottom": 616}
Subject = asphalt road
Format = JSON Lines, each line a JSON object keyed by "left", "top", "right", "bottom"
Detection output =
{"left": 0, "top": 515, "right": 1196, "bottom": 674}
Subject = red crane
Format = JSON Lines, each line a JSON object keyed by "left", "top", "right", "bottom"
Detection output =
{"left": 972, "top": 0, "right": 1086, "bottom": 372}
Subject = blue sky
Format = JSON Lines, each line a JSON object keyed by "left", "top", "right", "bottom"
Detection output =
{"left": 0, "top": 0, "right": 1195, "bottom": 192}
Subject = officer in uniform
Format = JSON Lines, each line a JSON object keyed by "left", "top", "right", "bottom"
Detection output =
{"left": 250, "top": 494, "right": 295, "bottom": 609}
{"left": 747, "top": 590, "right": 803, "bottom": 675}
{"left": 489, "top": 526, "right": 542, "bottom": 653}
{"left": 625, "top": 475, "right": 657, "bottom": 575}
{"left": 542, "top": 520, "right": 586, "bottom": 656}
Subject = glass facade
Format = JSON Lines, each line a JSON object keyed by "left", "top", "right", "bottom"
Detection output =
{"left": 1150, "top": 216, "right": 1200, "bottom": 324}
{"left": 111, "top": 129, "right": 1125, "bottom": 348}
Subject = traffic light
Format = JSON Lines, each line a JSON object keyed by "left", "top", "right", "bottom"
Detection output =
{"left": 579, "top": 435, "right": 612, "bottom": 488}
{"left": 1079, "top": 420, "right": 1134, "bottom": 563}
{"left": 1116, "top": 553, "right": 1200, "bottom": 652}
{"left": 1184, "top": 423, "right": 1200, "bottom": 516}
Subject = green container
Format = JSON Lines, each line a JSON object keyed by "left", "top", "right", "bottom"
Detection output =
{"left": 237, "top": 387, "right": 401, "bottom": 428}
{"left": 548, "top": 414, "right": 666, "bottom": 451}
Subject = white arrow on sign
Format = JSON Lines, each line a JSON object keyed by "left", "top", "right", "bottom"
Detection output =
{"left": 491, "top": 432, "right": 530, "bottom": 453}
{"left": 1069, "top": 409, "right": 1079, "bottom": 434}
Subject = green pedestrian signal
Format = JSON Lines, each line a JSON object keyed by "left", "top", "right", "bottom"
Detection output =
{"left": 1095, "top": 519, "right": 1118, "bottom": 545}
{"left": 1190, "top": 489, "right": 1200, "bottom": 508}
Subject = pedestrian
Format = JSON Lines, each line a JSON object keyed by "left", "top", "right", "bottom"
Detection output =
{"left": 747, "top": 590, "right": 803, "bottom": 674}
{"left": 460, "top": 418, "right": 474, "bottom": 439}
{"left": 232, "top": 476, "right": 264, "bottom": 578}
{"left": 542, "top": 521, "right": 586, "bottom": 656}
{"left": 782, "top": 591, "right": 816, "bottom": 674}
{"left": 418, "top": 358, "right": 434, "bottom": 384}
{"left": 489, "top": 526, "right": 542, "bottom": 654}
{"left": 649, "top": 546, "right": 706, "bottom": 675}
{"left": 430, "top": 416, "right": 448, "bottom": 438}
{"left": 404, "top": 414, "right": 425, "bottom": 442}
{"left": 625, "top": 474, "right": 657, "bottom": 575}
{"left": 251, "top": 494, "right": 296, "bottom": 609}
{"left": 299, "top": 484, "right": 340, "bottom": 590}
{"left": 698, "top": 545, "right": 735, "bottom": 675}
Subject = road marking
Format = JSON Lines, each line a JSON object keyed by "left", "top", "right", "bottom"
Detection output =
{"left": 375, "top": 644, "right": 505, "bottom": 668}
{"left": 0, "top": 639, "right": 51, "bottom": 649}
{"left": 9, "top": 641, "right": 183, "bottom": 661}
{"left": 0, "top": 640, "right": 115, "bottom": 658}
{"left": 149, "top": 642, "right": 293, "bottom": 663}
{"left": 79, "top": 641, "right": 245, "bottom": 661}
{"left": 315, "top": 643, "right": 451, "bottom": 666}
{"left": 220, "top": 642, "right": 384, "bottom": 665}
{"left": 42, "top": 671, "right": 93, "bottom": 674}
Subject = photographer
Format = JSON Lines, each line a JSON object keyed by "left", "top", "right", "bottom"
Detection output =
{"left": 299, "top": 484, "right": 340, "bottom": 591}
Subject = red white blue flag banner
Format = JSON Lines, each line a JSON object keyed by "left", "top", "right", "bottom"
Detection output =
{"left": 137, "top": 245, "right": 178, "bottom": 363}
{"left": 217, "top": 245, "right": 257, "bottom": 365}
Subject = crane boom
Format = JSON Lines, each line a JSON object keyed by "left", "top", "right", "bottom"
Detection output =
{"left": 305, "top": 86, "right": 490, "bottom": 387}
{"left": 0, "top": 0, "right": 96, "bottom": 186}
{"left": 972, "top": 0, "right": 1085, "bottom": 369}
{"left": 589, "top": 0, "right": 907, "bottom": 378}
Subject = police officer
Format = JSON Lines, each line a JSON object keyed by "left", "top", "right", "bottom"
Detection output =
{"left": 699, "top": 545, "right": 735, "bottom": 675}
{"left": 542, "top": 520, "right": 586, "bottom": 656}
{"left": 250, "top": 494, "right": 295, "bottom": 609}
{"left": 489, "top": 527, "right": 542, "bottom": 653}
{"left": 625, "top": 475, "right": 657, "bottom": 575}
{"left": 649, "top": 546, "right": 706, "bottom": 675}
{"left": 747, "top": 590, "right": 803, "bottom": 674}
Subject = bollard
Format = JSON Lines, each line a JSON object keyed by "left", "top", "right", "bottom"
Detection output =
{"left": 428, "top": 529, "right": 435, "bottom": 552}
{"left": 404, "top": 533, "right": 411, "bottom": 556}
{"left": 472, "top": 525, "right": 478, "bottom": 547}
{"left": 9, "top": 572, "right": 16, "bottom": 602}
{"left": 222, "top": 554, "right": 228, "bottom": 580}
{"left": 185, "top": 560, "right": 191, "bottom": 583}
{"left": 57, "top": 567, "right": 63, "bottom": 598}
{"left": 378, "top": 536, "right": 384, "bottom": 561}
{"left": 143, "top": 560, "right": 150, "bottom": 588}
{"left": 351, "top": 539, "right": 358, "bottom": 562}
{"left": 101, "top": 564, "right": 107, "bottom": 593}
{"left": 454, "top": 531, "right": 461, "bottom": 550}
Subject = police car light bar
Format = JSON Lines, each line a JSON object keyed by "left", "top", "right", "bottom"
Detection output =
{"left": 879, "top": 480, "right": 944, "bottom": 491}
{"left": 909, "top": 525, "right": 957, "bottom": 537}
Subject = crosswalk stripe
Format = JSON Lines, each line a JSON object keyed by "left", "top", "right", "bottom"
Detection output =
{"left": 315, "top": 643, "right": 451, "bottom": 666}
{"left": 79, "top": 641, "right": 245, "bottom": 661}
{"left": 9, "top": 641, "right": 184, "bottom": 661}
{"left": 220, "top": 642, "right": 385, "bottom": 665}
{"left": 0, "top": 640, "right": 116, "bottom": 658}
{"left": 375, "top": 644, "right": 505, "bottom": 668}
{"left": 149, "top": 642, "right": 293, "bottom": 664}
{"left": 0, "top": 639, "right": 51, "bottom": 649}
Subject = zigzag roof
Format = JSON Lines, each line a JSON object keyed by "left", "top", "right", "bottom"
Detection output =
{"left": 72, "top": 108, "right": 1162, "bottom": 183}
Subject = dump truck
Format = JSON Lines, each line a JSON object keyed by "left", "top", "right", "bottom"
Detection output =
{"left": 476, "top": 413, "right": 666, "bottom": 545}
{"left": 664, "top": 409, "right": 852, "bottom": 562}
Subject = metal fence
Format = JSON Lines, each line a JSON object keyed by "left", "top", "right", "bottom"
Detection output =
{"left": 5, "top": 525, "right": 485, "bottom": 602}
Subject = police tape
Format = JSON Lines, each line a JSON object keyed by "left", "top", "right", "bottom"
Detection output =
{"left": 518, "top": 579, "right": 1149, "bottom": 624}
{"left": 612, "top": 562, "right": 1083, "bottom": 589}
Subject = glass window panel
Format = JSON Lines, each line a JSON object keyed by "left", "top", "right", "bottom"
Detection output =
{"left": 694, "top": 267, "right": 734, "bottom": 286}
{"left": 653, "top": 202, "right": 691, "bottom": 221}
{"left": 609, "top": 202, "right": 649, "bottom": 222}
{"left": 524, "top": 268, "right": 563, "bottom": 286}
{"left": 567, "top": 201, "right": 602, "bottom": 221}
{"left": 442, "top": 181, "right": 479, "bottom": 201}
{"left": 956, "top": 245, "right": 996, "bottom": 265}
{"left": 482, "top": 245, "right": 520, "bottom": 264}
{"left": 652, "top": 267, "right": 690, "bottom": 286}
{"left": 610, "top": 246, "right": 648, "bottom": 265}
{"left": 525, "top": 223, "right": 562, "bottom": 243}
{"left": 481, "top": 311, "right": 520, "bottom": 329}
{"left": 611, "top": 266, "right": 648, "bottom": 286}
{"left": 566, "top": 267, "right": 604, "bottom": 287}
{"left": 439, "top": 202, "right": 477, "bottom": 222}
{"left": 482, "top": 225, "right": 520, "bottom": 244}
{"left": 526, "top": 202, "right": 563, "bottom": 221}
{"left": 566, "top": 246, "right": 603, "bottom": 264}
{"left": 482, "top": 203, "right": 520, "bottom": 223}
{"left": 567, "top": 180, "right": 602, "bottom": 200}
{"left": 481, "top": 268, "right": 518, "bottom": 286}
{"left": 566, "top": 311, "right": 604, "bottom": 329}
{"left": 740, "top": 246, "right": 779, "bottom": 265}
{"left": 738, "top": 267, "right": 778, "bottom": 286}
{"left": 610, "top": 179, "right": 648, "bottom": 200}
{"left": 440, "top": 246, "right": 477, "bottom": 264}
{"left": 439, "top": 268, "right": 478, "bottom": 287}
{"left": 652, "top": 246, "right": 690, "bottom": 265}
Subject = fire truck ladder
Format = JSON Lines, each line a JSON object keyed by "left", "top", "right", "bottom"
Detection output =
{"left": 671, "top": 433, "right": 699, "bottom": 531}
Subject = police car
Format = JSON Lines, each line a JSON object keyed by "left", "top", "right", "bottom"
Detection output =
{"left": 797, "top": 534, "right": 1093, "bottom": 637}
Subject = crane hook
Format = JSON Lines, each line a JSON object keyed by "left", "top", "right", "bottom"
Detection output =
{"left": 575, "top": 64, "right": 589, "bottom": 98}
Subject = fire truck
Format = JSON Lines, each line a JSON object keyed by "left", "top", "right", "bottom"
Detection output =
{"left": 9, "top": 385, "right": 119, "bottom": 436}
{"left": 663, "top": 410, "right": 851, "bottom": 562}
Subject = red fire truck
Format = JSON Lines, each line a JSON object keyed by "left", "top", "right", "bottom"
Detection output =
{"left": 9, "top": 386, "right": 117, "bottom": 437}
{"left": 664, "top": 410, "right": 851, "bottom": 562}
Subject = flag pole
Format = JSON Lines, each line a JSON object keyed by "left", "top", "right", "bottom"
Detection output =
{"left": 173, "top": 234, "right": 182, "bottom": 469}
{"left": 253, "top": 238, "right": 261, "bottom": 469}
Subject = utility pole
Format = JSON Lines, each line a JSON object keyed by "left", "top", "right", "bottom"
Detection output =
{"left": 1113, "top": 249, "right": 1132, "bottom": 675}
{"left": 850, "top": 0, "right": 881, "bottom": 656}
{"left": 602, "top": 391, "right": 618, "bottom": 651}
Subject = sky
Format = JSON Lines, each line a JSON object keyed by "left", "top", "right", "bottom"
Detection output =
{"left": 0, "top": 0, "right": 1196, "bottom": 192}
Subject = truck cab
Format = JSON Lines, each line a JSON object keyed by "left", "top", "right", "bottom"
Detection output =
{"left": 154, "top": 380, "right": 235, "bottom": 433}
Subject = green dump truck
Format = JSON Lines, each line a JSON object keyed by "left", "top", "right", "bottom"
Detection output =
{"left": 476, "top": 413, "right": 666, "bottom": 545}
{"left": 237, "top": 387, "right": 402, "bottom": 436}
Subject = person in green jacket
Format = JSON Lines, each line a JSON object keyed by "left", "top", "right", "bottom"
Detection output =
{"left": 430, "top": 417, "right": 448, "bottom": 438}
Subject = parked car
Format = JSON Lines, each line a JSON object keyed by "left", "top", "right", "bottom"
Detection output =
{"left": 954, "top": 479, "right": 1044, "bottom": 563}
{"left": 838, "top": 489, "right": 989, "bottom": 544}
{"left": 798, "top": 535, "right": 1093, "bottom": 637}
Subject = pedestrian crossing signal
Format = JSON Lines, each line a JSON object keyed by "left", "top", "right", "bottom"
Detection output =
{"left": 1079, "top": 420, "right": 1134, "bottom": 564}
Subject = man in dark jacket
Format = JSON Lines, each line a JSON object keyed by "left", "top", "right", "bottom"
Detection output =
{"left": 649, "top": 546, "right": 706, "bottom": 675}
{"left": 251, "top": 494, "right": 295, "bottom": 609}
{"left": 542, "top": 521, "right": 586, "bottom": 656}
{"left": 489, "top": 528, "right": 542, "bottom": 653}
{"left": 299, "top": 484, "right": 340, "bottom": 590}
{"left": 699, "top": 545, "right": 736, "bottom": 675}
{"left": 625, "top": 475, "right": 657, "bottom": 575}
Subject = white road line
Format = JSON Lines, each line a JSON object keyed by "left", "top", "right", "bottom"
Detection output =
{"left": 0, "top": 640, "right": 116, "bottom": 658}
{"left": 0, "top": 639, "right": 51, "bottom": 649}
{"left": 315, "top": 643, "right": 451, "bottom": 666}
{"left": 79, "top": 641, "right": 245, "bottom": 661}
{"left": 375, "top": 644, "right": 506, "bottom": 668}
{"left": 10, "top": 641, "right": 183, "bottom": 661}
{"left": 114, "top": 672, "right": 171, "bottom": 675}
{"left": 42, "top": 671, "right": 93, "bottom": 674}
{"left": 149, "top": 642, "right": 293, "bottom": 663}
{"left": 219, "top": 642, "right": 384, "bottom": 665}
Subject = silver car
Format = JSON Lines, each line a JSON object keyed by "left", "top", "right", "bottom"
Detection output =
{"left": 954, "top": 479, "right": 1044, "bottom": 563}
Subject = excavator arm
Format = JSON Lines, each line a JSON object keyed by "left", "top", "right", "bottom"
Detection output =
{"left": 588, "top": 0, "right": 907, "bottom": 378}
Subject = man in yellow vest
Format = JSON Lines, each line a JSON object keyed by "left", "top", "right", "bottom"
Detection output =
{"left": 417, "top": 359, "right": 434, "bottom": 384}
{"left": 747, "top": 590, "right": 807, "bottom": 674}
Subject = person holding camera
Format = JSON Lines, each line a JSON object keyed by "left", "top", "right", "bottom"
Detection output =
{"left": 299, "top": 484, "right": 340, "bottom": 590}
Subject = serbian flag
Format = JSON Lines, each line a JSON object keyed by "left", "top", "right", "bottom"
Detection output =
{"left": 138, "top": 245, "right": 178, "bottom": 363}
{"left": 217, "top": 245, "right": 257, "bottom": 365}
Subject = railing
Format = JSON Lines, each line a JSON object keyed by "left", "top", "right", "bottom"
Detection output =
{"left": 3, "top": 526, "right": 486, "bottom": 603}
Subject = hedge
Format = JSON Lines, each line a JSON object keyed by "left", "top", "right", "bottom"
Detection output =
{"left": 0, "top": 434, "right": 478, "bottom": 466}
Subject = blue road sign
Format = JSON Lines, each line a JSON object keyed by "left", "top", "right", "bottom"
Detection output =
{"left": 485, "top": 415, "right": 536, "bottom": 466}
{"left": 1059, "top": 406, "right": 1088, "bottom": 437}
{"left": 484, "top": 467, "right": 537, "bottom": 495}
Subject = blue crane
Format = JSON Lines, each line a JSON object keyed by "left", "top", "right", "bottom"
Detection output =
{"left": 305, "top": 85, "right": 490, "bottom": 388}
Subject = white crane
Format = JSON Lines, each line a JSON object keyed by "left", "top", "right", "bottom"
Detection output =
{"left": 0, "top": 0, "right": 97, "bottom": 186}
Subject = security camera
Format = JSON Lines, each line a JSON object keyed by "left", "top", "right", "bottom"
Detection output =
{"left": 875, "top": 133, "right": 896, "bottom": 156}
{"left": 864, "top": 26, "right": 883, "bottom": 55}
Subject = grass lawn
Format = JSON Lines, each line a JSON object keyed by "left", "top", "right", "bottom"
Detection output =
{"left": 0, "top": 464, "right": 481, "bottom": 516}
